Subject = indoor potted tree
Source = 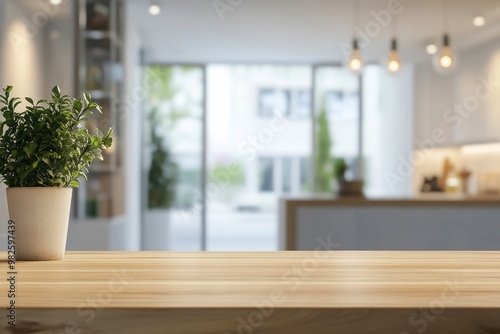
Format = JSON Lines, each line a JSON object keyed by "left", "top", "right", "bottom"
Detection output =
{"left": 0, "top": 86, "right": 112, "bottom": 261}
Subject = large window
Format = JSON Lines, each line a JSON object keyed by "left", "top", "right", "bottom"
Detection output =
{"left": 142, "top": 63, "right": 412, "bottom": 251}
{"left": 258, "top": 88, "right": 291, "bottom": 117}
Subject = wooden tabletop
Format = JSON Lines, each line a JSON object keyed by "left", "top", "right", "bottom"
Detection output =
{"left": 4, "top": 251, "right": 500, "bottom": 309}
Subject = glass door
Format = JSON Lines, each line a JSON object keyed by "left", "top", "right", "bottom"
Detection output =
{"left": 142, "top": 65, "right": 204, "bottom": 250}
{"left": 205, "top": 65, "right": 313, "bottom": 250}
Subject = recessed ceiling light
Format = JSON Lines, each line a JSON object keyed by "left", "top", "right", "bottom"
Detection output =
{"left": 473, "top": 16, "right": 485, "bottom": 27}
{"left": 149, "top": 4, "right": 161, "bottom": 15}
{"left": 426, "top": 44, "right": 437, "bottom": 55}
{"left": 49, "top": 0, "right": 62, "bottom": 5}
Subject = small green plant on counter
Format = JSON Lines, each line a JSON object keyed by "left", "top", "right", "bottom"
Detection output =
{"left": 333, "top": 158, "right": 347, "bottom": 184}
{"left": 0, "top": 86, "right": 113, "bottom": 187}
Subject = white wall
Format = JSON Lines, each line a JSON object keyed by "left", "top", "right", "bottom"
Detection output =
{"left": 0, "top": 1, "right": 4, "bottom": 81}
{"left": 0, "top": 0, "right": 49, "bottom": 248}
{"left": 413, "top": 36, "right": 500, "bottom": 147}
{"left": 0, "top": 2, "right": 46, "bottom": 100}
{"left": 43, "top": 3, "right": 75, "bottom": 94}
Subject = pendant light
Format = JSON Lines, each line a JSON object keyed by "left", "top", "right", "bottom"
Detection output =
{"left": 348, "top": 0, "right": 362, "bottom": 73}
{"left": 349, "top": 38, "right": 362, "bottom": 72}
{"left": 387, "top": 16, "right": 400, "bottom": 73}
{"left": 439, "top": 34, "right": 453, "bottom": 68}
{"left": 435, "top": 0, "right": 456, "bottom": 71}
{"left": 387, "top": 39, "right": 400, "bottom": 72}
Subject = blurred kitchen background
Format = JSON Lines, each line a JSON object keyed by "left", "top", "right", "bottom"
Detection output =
{"left": 0, "top": 0, "right": 499, "bottom": 251}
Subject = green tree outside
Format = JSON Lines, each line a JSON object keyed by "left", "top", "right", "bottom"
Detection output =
{"left": 315, "top": 102, "right": 333, "bottom": 193}
{"left": 145, "top": 66, "right": 198, "bottom": 209}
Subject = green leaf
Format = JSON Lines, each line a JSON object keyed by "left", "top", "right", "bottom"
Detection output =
{"left": 103, "top": 137, "right": 113, "bottom": 148}
{"left": 51, "top": 86, "right": 61, "bottom": 97}
{"left": 32, "top": 160, "right": 39, "bottom": 168}
{"left": 29, "top": 142, "right": 38, "bottom": 153}
{"left": 83, "top": 93, "right": 91, "bottom": 104}
{"left": 53, "top": 178, "right": 63, "bottom": 186}
{"left": 25, "top": 97, "right": 34, "bottom": 105}
{"left": 73, "top": 100, "right": 83, "bottom": 112}
{"left": 69, "top": 180, "right": 79, "bottom": 188}
{"left": 79, "top": 172, "right": 88, "bottom": 181}
{"left": 23, "top": 146, "right": 31, "bottom": 158}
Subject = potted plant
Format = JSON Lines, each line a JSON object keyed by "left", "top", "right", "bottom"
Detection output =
{"left": 333, "top": 158, "right": 364, "bottom": 197}
{"left": 0, "top": 86, "right": 112, "bottom": 261}
{"left": 333, "top": 158, "right": 347, "bottom": 186}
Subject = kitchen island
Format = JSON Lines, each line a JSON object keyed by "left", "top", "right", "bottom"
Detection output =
{"left": 2, "top": 251, "right": 500, "bottom": 333}
{"left": 280, "top": 197, "right": 500, "bottom": 250}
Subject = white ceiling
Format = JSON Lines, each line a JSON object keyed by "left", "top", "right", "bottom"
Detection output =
{"left": 127, "top": 0, "right": 500, "bottom": 64}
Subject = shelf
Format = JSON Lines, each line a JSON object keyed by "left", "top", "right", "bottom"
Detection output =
{"left": 75, "top": 0, "right": 124, "bottom": 220}
{"left": 85, "top": 30, "right": 112, "bottom": 40}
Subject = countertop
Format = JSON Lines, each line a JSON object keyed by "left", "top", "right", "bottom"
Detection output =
{"left": 281, "top": 195, "right": 500, "bottom": 207}
{"left": 4, "top": 251, "right": 500, "bottom": 308}
{"left": 3, "top": 251, "right": 500, "bottom": 333}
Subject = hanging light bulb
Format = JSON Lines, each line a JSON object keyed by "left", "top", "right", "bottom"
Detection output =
{"left": 348, "top": 39, "right": 362, "bottom": 72}
{"left": 387, "top": 39, "right": 400, "bottom": 73}
{"left": 149, "top": 3, "right": 161, "bottom": 15}
{"left": 439, "top": 34, "right": 453, "bottom": 68}
{"left": 432, "top": 1, "right": 457, "bottom": 74}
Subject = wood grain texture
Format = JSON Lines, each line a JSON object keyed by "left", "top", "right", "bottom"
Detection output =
{"left": 1, "top": 251, "right": 500, "bottom": 333}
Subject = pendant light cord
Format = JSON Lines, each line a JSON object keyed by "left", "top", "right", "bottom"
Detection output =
{"left": 442, "top": 0, "right": 448, "bottom": 32}
{"left": 353, "top": 0, "right": 360, "bottom": 39}
{"left": 392, "top": 13, "right": 397, "bottom": 39}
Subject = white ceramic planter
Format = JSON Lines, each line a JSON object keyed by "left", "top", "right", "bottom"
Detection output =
{"left": 7, "top": 187, "right": 73, "bottom": 261}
